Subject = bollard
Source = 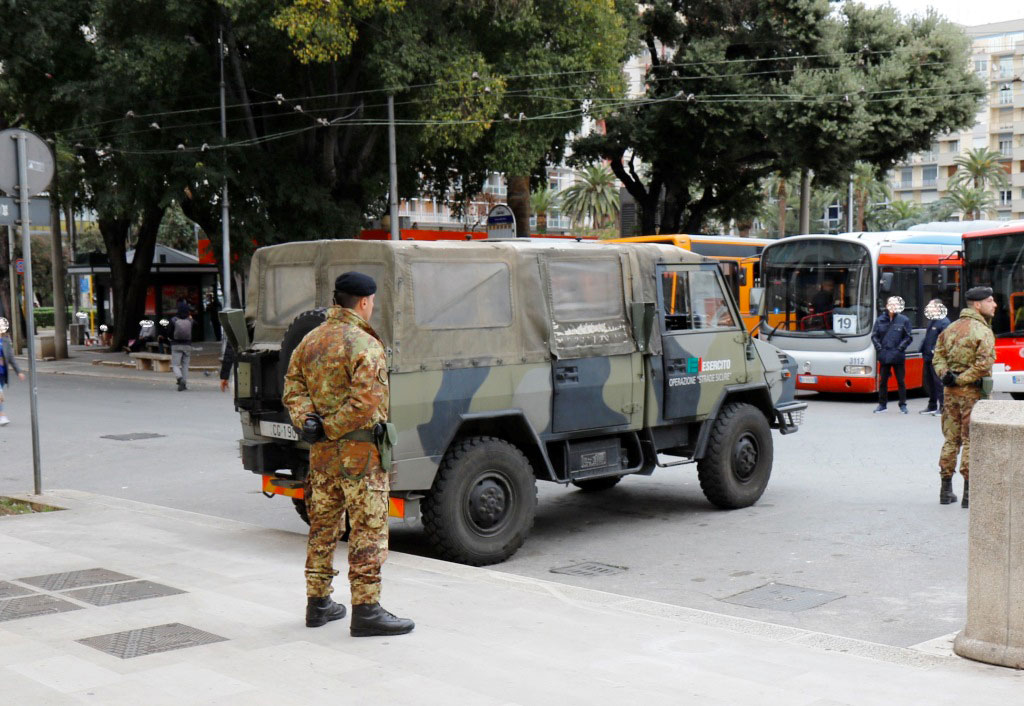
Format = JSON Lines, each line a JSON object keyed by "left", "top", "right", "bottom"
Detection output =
{"left": 953, "top": 400, "right": 1024, "bottom": 669}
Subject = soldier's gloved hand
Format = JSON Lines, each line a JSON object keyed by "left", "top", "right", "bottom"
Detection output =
{"left": 941, "top": 371, "right": 958, "bottom": 387}
{"left": 300, "top": 413, "right": 326, "bottom": 444}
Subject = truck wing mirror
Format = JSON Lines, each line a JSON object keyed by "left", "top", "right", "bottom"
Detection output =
{"left": 220, "top": 309, "right": 250, "bottom": 352}
{"left": 879, "top": 272, "right": 894, "bottom": 294}
{"left": 749, "top": 287, "right": 765, "bottom": 316}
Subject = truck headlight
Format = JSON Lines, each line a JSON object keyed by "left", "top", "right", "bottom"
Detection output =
{"left": 844, "top": 365, "right": 872, "bottom": 375}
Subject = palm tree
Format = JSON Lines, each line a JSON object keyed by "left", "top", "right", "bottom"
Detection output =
{"left": 763, "top": 172, "right": 794, "bottom": 237}
{"left": 940, "top": 185, "right": 996, "bottom": 221}
{"left": 851, "top": 162, "right": 890, "bottom": 231}
{"left": 873, "top": 199, "right": 924, "bottom": 230}
{"left": 949, "top": 147, "right": 1010, "bottom": 191}
{"left": 530, "top": 187, "right": 559, "bottom": 234}
{"left": 559, "top": 164, "right": 620, "bottom": 229}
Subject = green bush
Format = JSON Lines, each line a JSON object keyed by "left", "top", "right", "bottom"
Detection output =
{"left": 32, "top": 307, "right": 73, "bottom": 329}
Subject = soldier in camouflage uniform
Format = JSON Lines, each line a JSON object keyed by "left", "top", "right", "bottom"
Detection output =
{"left": 931, "top": 286, "right": 997, "bottom": 508}
{"left": 282, "top": 272, "right": 414, "bottom": 636}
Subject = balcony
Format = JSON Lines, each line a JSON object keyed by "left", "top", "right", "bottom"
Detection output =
{"left": 917, "top": 152, "right": 937, "bottom": 164}
{"left": 938, "top": 151, "right": 958, "bottom": 167}
{"left": 922, "top": 178, "right": 938, "bottom": 187}
{"left": 1012, "top": 172, "right": 1024, "bottom": 187}
{"left": 1015, "top": 145, "right": 1024, "bottom": 160}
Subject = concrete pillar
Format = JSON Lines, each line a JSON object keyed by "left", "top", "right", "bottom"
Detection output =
{"left": 953, "top": 400, "right": 1024, "bottom": 668}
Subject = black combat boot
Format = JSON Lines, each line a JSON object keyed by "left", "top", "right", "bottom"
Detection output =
{"left": 306, "top": 596, "right": 347, "bottom": 627}
{"left": 176, "top": 377, "right": 186, "bottom": 391}
{"left": 961, "top": 479, "right": 969, "bottom": 509}
{"left": 350, "top": 603, "right": 415, "bottom": 637}
{"left": 940, "top": 476, "right": 958, "bottom": 505}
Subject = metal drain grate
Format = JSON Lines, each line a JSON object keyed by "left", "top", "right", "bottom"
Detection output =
{"left": 550, "top": 562, "right": 627, "bottom": 577}
{"left": 100, "top": 433, "right": 166, "bottom": 441}
{"left": 0, "top": 581, "right": 34, "bottom": 599}
{"left": 722, "top": 583, "right": 844, "bottom": 612}
{"left": 64, "top": 580, "right": 185, "bottom": 607}
{"left": 18, "top": 568, "right": 137, "bottom": 592}
{"left": 0, "top": 595, "right": 83, "bottom": 622}
{"left": 78, "top": 623, "right": 227, "bottom": 659}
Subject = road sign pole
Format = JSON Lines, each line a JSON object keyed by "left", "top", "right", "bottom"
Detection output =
{"left": 6, "top": 224, "right": 20, "bottom": 351}
{"left": 15, "top": 133, "right": 42, "bottom": 494}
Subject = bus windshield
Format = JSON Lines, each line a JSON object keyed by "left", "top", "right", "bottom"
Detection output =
{"left": 761, "top": 239, "right": 873, "bottom": 337}
{"left": 964, "top": 233, "right": 1024, "bottom": 338}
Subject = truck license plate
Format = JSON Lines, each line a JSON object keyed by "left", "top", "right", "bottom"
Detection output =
{"left": 260, "top": 421, "right": 298, "bottom": 441}
{"left": 798, "top": 375, "right": 818, "bottom": 384}
{"left": 1013, "top": 375, "right": 1024, "bottom": 385}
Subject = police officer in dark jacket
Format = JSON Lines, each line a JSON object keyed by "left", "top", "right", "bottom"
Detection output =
{"left": 920, "top": 299, "right": 950, "bottom": 416}
{"left": 871, "top": 296, "right": 914, "bottom": 414}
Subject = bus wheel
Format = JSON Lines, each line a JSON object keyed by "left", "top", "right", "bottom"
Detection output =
{"left": 697, "top": 402, "right": 773, "bottom": 509}
{"left": 571, "top": 476, "right": 623, "bottom": 492}
{"left": 422, "top": 436, "right": 537, "bottom": 566}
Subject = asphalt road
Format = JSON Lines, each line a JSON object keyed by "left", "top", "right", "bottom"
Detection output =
{"left": 0, "top": 371, "right": 1006, "bottom": 648}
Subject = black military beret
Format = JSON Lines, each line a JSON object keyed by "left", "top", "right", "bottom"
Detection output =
{"left": 965, "top": 286, "right": 993, "bottom": 301}
{"left": 334, "top": 271, "right": 377, "bottom": 296}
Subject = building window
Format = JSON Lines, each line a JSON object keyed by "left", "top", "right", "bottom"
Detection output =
{"left": 949, "top": 140, "right": 959, "bottom": 153}
{"left": 999, "top": 84, "right": 1013, "bottom": 105}
{"left": 922, "top": 165, "right": 937, "bottom": 187}
{"left": 974, "top": 58, "right": 988, "bottom": 75}
{"left": 1000, "top": 190, "right": 1012, "bottom": 206}
{"left": 999, "top": 136, "right": 1013, "bottom": 154}
{"left": 900, "top": 167, "right": 913, "bottom": 188}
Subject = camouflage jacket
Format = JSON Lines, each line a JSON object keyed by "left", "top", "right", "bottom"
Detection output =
{"left": 282, "top": 306, "right": 389, "bottom": 440}
{"left": 932, "top": 307, "right": 995, "bottom": 387}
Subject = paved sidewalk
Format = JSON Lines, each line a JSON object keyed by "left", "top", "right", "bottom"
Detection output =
{"left": 0, "top": 490, "right": 1021, "bottom": 705}
{"left": 14, "top": 343, "right": 223, "bottom": 389}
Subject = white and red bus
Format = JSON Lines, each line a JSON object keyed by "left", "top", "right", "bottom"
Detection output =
{"left": 758, "top": 231, "right": 962, "bottom": 394}
{"left": 959, "top": 222, "right": 1024, "bottom": 399}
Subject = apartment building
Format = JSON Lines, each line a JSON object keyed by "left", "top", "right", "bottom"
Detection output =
{"left": 890, "top": 18, "right": 1024, "bottom": 221}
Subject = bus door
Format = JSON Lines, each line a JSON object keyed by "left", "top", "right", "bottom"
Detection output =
{"left": 656, "top": 264, "right": 747, "bottom": 420}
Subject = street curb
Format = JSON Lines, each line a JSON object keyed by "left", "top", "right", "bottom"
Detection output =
{"left": 7, "top": 489, "right": 967, "bottom": 672}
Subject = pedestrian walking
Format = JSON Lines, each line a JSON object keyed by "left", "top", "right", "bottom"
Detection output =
{"left": 206, "top": 292, "right": 222, "bottom": 342}
{"left": 932, "top": 286, "right": 997, "bottom": 508}
{"left": 282, "top": 271, "right": 413, "bottom": 637}
{"left": 920, "top": 299, "right": 950, "bottom": 416}
{"left": 169, "top": 304, "right": 194, "bottom": 391}
{"left": 219, "top": 338, "right": 234, "bottom": 393}
{"left": 871, "top": 296, "right": 913, "bottom": 414}
{"left": 0, "top": 317, "right": 26, "bottom": 426}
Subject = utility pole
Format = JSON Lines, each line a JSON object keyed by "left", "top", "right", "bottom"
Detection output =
{"left": 847, "top": 173, "right": 855, "bottom": 232}
{"left": 6, "top": 225, "right": 20, "bottom": 351}
{"left": 799, "top": 168, "right": 811, "bottom": 234}
{"left": 387, "top": 93, "right": 399, "bottom": 241}
{"left": 219, "top": 25, "right": 232, "bottom": 308}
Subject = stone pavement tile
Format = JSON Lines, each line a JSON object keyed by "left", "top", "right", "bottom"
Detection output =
{"left": 0, "top": 627, "right": 67, "bottom": 667}
{"left": 69, "top": 663, "right": 252, "bottom": 706}
{"left": 0, "top": 667, "right": 82, "bottom": 705}
{"left": 7, "top": 654, "right": 124, "bottom": 693}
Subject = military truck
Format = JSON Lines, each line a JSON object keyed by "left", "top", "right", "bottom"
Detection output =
{"left": 221, "top": 238, "right": 805, "bottom": 566}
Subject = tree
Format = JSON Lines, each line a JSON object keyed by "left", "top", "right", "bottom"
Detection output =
{"left": 850, "top": 162, "right": 891, "bottom": 231}
{"left": 574, "top": 2, "right": 983, "bottom": 235}
{"left": 940, "top": 185, "right": 996, "bottom": 221}
{"left": 530, "top": 187, "right": 559, "bottom": 234}
{"left": 949, "top": 147, "right": 1010, "bottom": 191}
{"left": 559, "top": 164, "right": 620, "bottom": 229}
{"left": 873, "top": 199, "right": 924, "bottom": 230}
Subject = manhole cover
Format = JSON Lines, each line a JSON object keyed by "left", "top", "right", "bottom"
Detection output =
{"left": 64, "top": 580, "right": 185, "bottom": 607}
{"left": 78, "top": 623, "right": 227, "bottom": 659}
{"left": 550, "top": 562, "right": 627, "bottom": 577}
{"left": 0, "top": 581, "right": 34, "bottom": 599}
{"left": 18, "top": 568, "right": 137, "bottom": 591}
{"left": 100, "top": 433, "right": 166, "bottom": 441}
{"left": 0, "top": 594, "right": 83, "bottom": 622}
{"left": 722, "top": 583, "right": 844, "bottom": 612}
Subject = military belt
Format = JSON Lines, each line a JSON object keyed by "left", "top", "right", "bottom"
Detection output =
{"left": 339, "top": 428, "right": 376, "bottom": 442}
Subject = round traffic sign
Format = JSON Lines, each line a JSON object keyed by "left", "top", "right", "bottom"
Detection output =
{"left": 0, "top": 128, "right": 55, "bottom": 198}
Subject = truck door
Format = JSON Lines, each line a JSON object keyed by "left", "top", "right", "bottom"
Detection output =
{"left": 657, "top": 264, "right": 748, "bottom": 420}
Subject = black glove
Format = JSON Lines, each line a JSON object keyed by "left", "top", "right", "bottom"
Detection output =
{"left": 941, "top": 372, "right": 958, "bottom": 387}
{"left": 300, "top": 413, "right": 326, "bottom": 444}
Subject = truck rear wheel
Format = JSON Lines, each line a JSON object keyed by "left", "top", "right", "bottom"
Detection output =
{"left": 422, "top": 436, "right": 537, "bottom": 566}
{"left": 697, "top": 402, "right": 773, "bottom": 509}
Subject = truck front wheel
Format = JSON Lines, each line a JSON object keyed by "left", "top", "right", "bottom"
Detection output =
{"left": 697, "top": 402, "right": 773, "bottom": 509}
{"left": 422, "top": 436, "right": 537, "bottom": 566}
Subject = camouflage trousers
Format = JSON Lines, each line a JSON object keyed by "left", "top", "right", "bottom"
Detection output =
{"left": 938, "top": 388, "right": 983, "bottom": 479}
{"left": 305, "top": 441, "right": 389, "bottom": 604}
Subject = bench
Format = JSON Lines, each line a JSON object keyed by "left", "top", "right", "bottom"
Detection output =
{"left": 129, "top": 352, "right": 173, "bottom": 372}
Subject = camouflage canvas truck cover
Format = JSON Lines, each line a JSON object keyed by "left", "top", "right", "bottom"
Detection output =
{"left": 223, "top": 239, "right": 805, "bottom": 565}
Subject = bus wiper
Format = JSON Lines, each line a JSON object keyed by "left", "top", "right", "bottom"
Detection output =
{"left": 766, "top": 321, "right": 784, "bottom": 341}
{"left": 822, "top": 326, "right": 848, "bottom": 343}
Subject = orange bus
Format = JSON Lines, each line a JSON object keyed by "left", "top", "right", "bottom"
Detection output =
{"left": 605, "top": 234, "right": 774, "bottom": 331}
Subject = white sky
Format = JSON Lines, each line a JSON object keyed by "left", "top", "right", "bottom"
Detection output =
{"left": 858, "top": 0, "right": 1022, "bottom": 27}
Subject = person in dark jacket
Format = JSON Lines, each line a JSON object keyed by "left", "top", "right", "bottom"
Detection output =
{"left": 920, "top": 299, "right": 950, "bottom": 416}
{"left": 219, "top": 339, "right": 235, "bottom": 393}
{"left": 871, "top": 295, "right": 913, "bottom": 414}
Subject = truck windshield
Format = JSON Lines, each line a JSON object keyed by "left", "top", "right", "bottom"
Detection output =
{"left": 761, "top": 239, "right": 873, "bottom": 337}
{"left": 964, "top": 233, "right": 1024, "bottom": 338}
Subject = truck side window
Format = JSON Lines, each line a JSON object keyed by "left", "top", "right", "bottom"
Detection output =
{"left": 661, "top": 271, "right": 691, "bottom": 330}
{"left": 689, "top": 269, "right": 736, "bottom": 330}
{"left": 411, "top": 261, "right": 512, "bottom": 329}
{"left": 263, "top": 265, "right": 316, "bottom": 326}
